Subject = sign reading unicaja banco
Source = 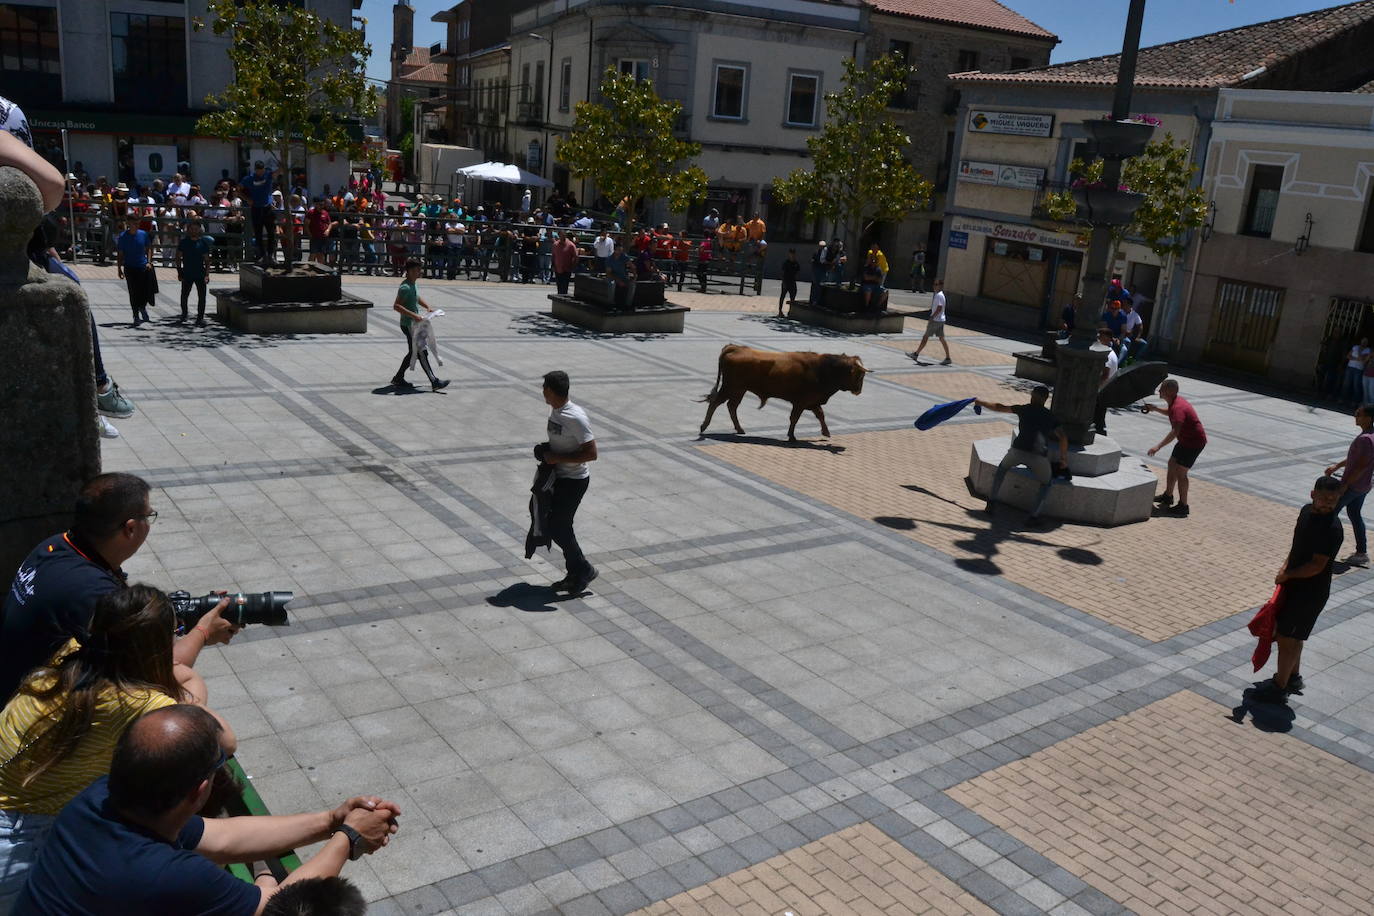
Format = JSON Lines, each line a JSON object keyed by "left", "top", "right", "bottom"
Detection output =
{"left": 967, "top": 110, "right": 1054, "bottom": 138}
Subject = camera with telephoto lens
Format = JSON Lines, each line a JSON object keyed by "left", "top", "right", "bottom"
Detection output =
{"left": 168, "top": 590, "right": 293, "bottom": 630}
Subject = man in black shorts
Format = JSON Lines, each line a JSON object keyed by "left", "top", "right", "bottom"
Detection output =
{"left": 1252, "top": 475, "right": 1343, "bottom": 703}
{"left": 1145, "top": 379, "right": 1206, "bottom": 517}
{"left": 976, "top": 385, "right": 1069, "bottom": 527}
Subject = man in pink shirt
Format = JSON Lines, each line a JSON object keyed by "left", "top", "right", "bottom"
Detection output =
{"left": 1145, "top": 379, "right": 1207, "bottom": 517}
{"left": 551, "top": 230, "right": 580, "bottom": 296}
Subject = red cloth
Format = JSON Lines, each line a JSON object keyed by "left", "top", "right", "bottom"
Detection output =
{"left": 1248, "top": 586, "right": 1283, "bottom": 671}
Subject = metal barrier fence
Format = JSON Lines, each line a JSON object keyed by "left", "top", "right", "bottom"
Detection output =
{"left": 56, "top": 206, "right": 765, "bottom": 291}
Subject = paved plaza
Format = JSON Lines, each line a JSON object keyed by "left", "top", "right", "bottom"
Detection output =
{"left": 78, "top": 264, "right": 1374, "bottom": 916}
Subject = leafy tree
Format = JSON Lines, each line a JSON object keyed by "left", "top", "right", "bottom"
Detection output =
{"left": 772, "top": 54, "right": 933, "bottom": 278}
{"left": 556, "top": 68, "right": 708, "bottom": 216}
{"left": 195, "top": 0, "right": 376, "bottom": 262}
{"left": 1041, "top": 133, "right": 1206, "bottom": 258}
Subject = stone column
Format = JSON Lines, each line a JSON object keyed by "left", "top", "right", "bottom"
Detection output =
{"left": 0, "top": 166, "right": 101, "bottom": 581}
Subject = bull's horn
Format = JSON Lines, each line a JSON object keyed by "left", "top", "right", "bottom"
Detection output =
{"left": 863, "top": 366, "right": 874, "bottom": 373}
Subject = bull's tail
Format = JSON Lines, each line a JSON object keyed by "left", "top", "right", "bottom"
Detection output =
{"left": 697, "top": 348, "right": 728, "bottom": 403}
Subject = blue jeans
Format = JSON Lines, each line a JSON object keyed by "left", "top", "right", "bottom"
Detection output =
{"left": 0, "top": 809, "right": 56, "bottom": 910}
{"left": 1344, "top": 366, "right": 1364, "bottom": 402}
{"left": 1337, "top": 488, "right": 1368, "bottom": 554}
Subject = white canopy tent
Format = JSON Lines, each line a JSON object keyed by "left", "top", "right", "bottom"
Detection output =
{"left": 454, "top": 161, "right": 554, "bottom": 188}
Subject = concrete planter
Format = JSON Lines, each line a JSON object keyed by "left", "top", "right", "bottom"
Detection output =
{"left": 549, "top": 294, "right": 688, "bottom": 333}
{"left": 571, "top": 274, "right": 666, "bottom": 310}
{"left": 239, "top": 263, "right": 341, "bottom": 303}
{"left": 815, "top": 283, "right": 888, "bottom": 314}
{"left": 1084, "top": 119, "right": 1155, "bottom": 160}
{"left": 211, "top": 289, "right": 372, "bottom": 334}
{"left": 1072, "top": 187, "right": 1146, "bottom": 225}
{"left": 787, "top": 299, "right": 904, "bottom": 334}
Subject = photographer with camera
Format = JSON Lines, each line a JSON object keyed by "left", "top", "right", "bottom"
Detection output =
{"left": 0, "top": 474, "right": 239, "bottom": 705}
{"left": 0, "top": 585, "right": 237, "bottom": 908}
{"left": 14, "top": 706, "right": 400, "bottom": 915}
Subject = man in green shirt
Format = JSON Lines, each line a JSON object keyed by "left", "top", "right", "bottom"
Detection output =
{"left": 175, "top": 220, "right": 214, "bottom": 326}
{"left": 390, "top": 258, "right": 449, "bottom": 391}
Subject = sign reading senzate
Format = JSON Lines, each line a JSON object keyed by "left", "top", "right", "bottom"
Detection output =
{"left": 967, "top": 110, "right": 1054, "bottom": 137}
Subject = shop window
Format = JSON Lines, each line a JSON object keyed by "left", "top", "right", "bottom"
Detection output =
{"left": 111, "top": 13, "right": 187, "bottom": 110}
{"left": 785, "top": 72, "right": 819, "bottom": 127}
{"left": 979, "top": 238, "right": 1055, "bottom": 309}
{"left": 1242, "top": 164, "right": 1283, "bottom": 238}
{"left": 0, "top": 3, "right": 60, "bottom": 98}
{"left": 535, "top": 60, "right": 545, "bottom": 106}
{"left": 520, "top": 63, "right": 530, "bottom": 102}
{"left": 712, "top": 63, "right": 747, "bottom": 120}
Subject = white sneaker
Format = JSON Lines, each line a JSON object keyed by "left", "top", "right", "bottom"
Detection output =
{"left": 1344, "top": 552, "right": 1369, "bottom": 566}
{"left": 98, "top": 415, "right": 120, "bottom": 439}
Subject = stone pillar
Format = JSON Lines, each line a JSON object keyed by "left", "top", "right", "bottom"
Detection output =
{"left": 0, "top": 166, "right": 101, "bottom": 581}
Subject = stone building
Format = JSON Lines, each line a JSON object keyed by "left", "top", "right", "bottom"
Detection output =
{"left": 386, "top": 1, "right": 448, "bottom": 146}
{"left": 864, "top": 0, "right": 1056, "bottom": 279}
{"left": 505, "top": 0, "right": 867, "bottom": 238}
{"left": 5, "top": 0, "right": 361, "bottom": 192}
{"left": 1179, "top": 88, "right": 1374, "bottom": 389}
{"left": 430, "top": 0, "right": 537, "bottom": 151}
{"left": 941, "top": 0, "right": 1374, "bottom": 351}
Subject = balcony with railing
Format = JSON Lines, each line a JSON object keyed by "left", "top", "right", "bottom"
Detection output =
{"left": 1032, "top": 179, "right": 1078, "bottom": 222}
{"left": 517, "top": 100, "right": 543, "bottom": 125}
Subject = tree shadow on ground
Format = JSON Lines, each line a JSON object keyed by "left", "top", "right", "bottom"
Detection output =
{"left": 696, "top": 432, "right": 845, "bottom": 453}
{"left": 886, "top": 481, "right": 1105, "bottom": 574}
{"left": 738, "top": 314, "right": 850, "bottom": 338}
{"left": 101, "top": 316, "right": 289, "bottom": 351}
{"left": 508, "top": 312, "right": 667, "bottom": 342}
{"left": 1228, "top": 687, "right": 1297, "bottom": 733}
{"left": 487, "top": 582, "right": 570, "bottom": 613}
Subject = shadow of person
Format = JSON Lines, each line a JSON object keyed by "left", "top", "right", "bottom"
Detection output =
{"left": 874, "top": 516, "right": 916, "bottom": 530}
{"left": 1230, "top": 687, "right": 1297, "bottom": 733}
{"left": 371, "top": 384, "right": 427, "bottom": 396}
{"left": 1057, "top": 546, "right": 1103, "bottom": 565}
{"left": 696, "top": 432, "right": 845, "bottom": 453}
{"left": 487, "top": 582, "right": 562, "bottom": 613}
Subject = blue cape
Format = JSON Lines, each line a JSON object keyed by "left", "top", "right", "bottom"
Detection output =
{"left": 914, "top": 398, "right": 982, "bottom": 430}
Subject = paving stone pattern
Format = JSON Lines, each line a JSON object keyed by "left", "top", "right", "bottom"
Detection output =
{"left": 76, "top": 263, "right": 1374, "bottom": 915}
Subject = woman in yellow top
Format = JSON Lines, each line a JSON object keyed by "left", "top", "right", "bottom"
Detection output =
{"left": 0, "top": 585, "right": 236, "bottom": 910}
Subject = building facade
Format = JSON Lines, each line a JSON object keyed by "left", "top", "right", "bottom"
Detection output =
{"left": 2, "top": 0, "right": 361, "bottom": 192}
{"left": 506, "top": 0, "right": 866, "bottom": 237}
{"left": 430, "top": 0, "right": 536, "bottom": 151}
{"left": 941, "top": 1, "right": 1374, "bottom": 349}
{"left": 1178, "top": 89, "right": 1374, "bottom": 388}
{"left": 865, "top": 0, "right": 1056, "bottom": 278}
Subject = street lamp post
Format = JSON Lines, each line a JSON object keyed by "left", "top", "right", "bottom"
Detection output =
{"left": 1054, "top": 0, "right": 1150, "bottom": 446}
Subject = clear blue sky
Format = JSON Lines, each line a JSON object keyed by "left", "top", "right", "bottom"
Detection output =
{"left": 358, "top": 0, "right": 1343, "bottom": 83}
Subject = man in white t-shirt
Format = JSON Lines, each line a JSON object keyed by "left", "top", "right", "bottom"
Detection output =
{"left": 912, "top": 278, "right": 952, "bottom": 366}
{"left": 592, "top": 230, "right": 615, "bottom": 274}
{"left": 542, "top": 371, "right": 599, "bottom": 592}
{"left": 1093, "top": 325, "right": 1120, "bottom": 436}
{"left": 1120, "top": 298, "right": 1147, "bottom": 364}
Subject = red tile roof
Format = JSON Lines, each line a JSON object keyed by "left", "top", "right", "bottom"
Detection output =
{"left": 399, "top": 46, "right": 447, "bottom": 86}
{"left": 952, "top": 0, "right": 1374, "bottom": 90}
{"left": 868, "top": 0, "right": 1057, "bottom": 41}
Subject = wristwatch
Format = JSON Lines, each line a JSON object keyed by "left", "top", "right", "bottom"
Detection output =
{"left": 333, "top": 823, "right": 366, "bottom": 861}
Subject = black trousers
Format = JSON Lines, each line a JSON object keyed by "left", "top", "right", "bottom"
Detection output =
{"left": 548, "top": 476, "right": 591, "bottom": 578}
{"left": 250, "top": 206, "right": 275, "bottom": 257}
{"left": 555, "top": 271, "right": 572, "bottom": 295}
{"left": 779, "top": 279, "right": 797, "bottom": 309}
{"left": 124, "top": 267, "right": 152, "bottom": 322}
{"left": 394, "top": 323, "right": 437, "bottom": 384}
{"left": 180, "top": 277, "right": 207, "bottom": 321}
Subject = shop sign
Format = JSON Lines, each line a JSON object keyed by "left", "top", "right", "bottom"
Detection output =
{"left": 948, "top": 230, "right": 969, "bottom": 250}
{"left": 950, "top": 218, "right": 1088, "bottom": 251}
{"left": 967, "top": 109, "right": 1054, "bottom": 138}
{"left": 958, "top": 160, "right": 1045, "bottom": 191}
{"left": 958, "top": 160, "right": 998, "bottom": 184}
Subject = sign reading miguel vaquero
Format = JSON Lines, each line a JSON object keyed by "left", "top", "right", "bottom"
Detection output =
{"left": 967, "top": 110, "right": 1055, "bottom": 138}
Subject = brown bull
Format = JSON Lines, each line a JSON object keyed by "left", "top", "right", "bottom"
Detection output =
{"left": 698, "top": 345, "right": 871, "bottom": 441}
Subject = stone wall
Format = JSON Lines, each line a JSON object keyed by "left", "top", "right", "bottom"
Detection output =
{"left": 0, "top": 166, "right": 101, "bottom": 581}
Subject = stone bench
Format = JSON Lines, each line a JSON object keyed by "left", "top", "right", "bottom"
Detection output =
{"left": 787, "top": 288, "right": 905, "bottom": 335}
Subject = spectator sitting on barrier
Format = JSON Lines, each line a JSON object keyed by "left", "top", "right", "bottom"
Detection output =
{"left": 606, "top": 242, "right": 636, "bottom": 308}
{"left": 634, "top": 241, "right": 664, "bottom": 284}
{"left": 0, "top": 473, "right": 239, "bottom": 706}
{"left": 13, "top": 706, "right": 399, "bottom": 916}
{"left": 0, "top": 586, "right": 238, "bottom": 908}
{"left": 593, "top": 229, "right": 614, "bottom": 275}
{"left": 572, "top": 210, "right": 593, "bottom": 230}
{"left": 715, "top": 217, "right": 735, "bottom": 257}
{"left": 1120, "top": 297, "right": 1148, "bottom": 364}
{"left": 744, "top": 212, "right": 766, "bottom": 258}
{"left": 860, "top": 253, "right": 885, "bottom": 311}
{"left": 865, "top": 244, "right": 889, "bottom": 286}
